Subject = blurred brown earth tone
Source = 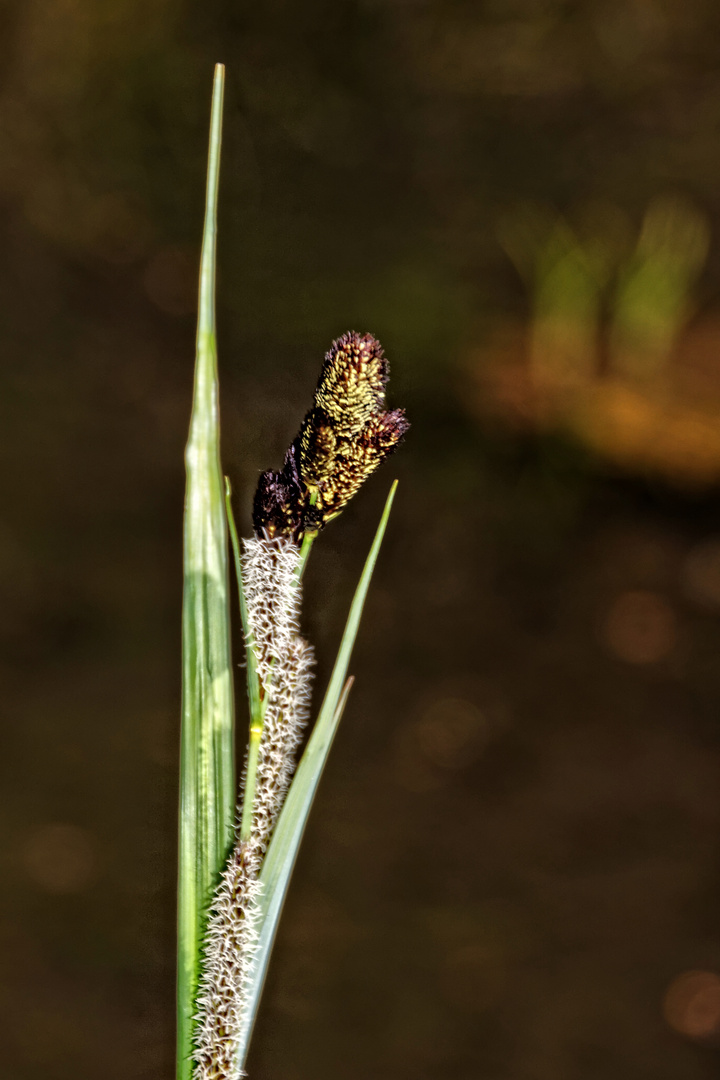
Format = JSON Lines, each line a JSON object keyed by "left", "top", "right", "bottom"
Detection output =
{"left": 5, "top": 1, "right": 720, "bottom": 1078}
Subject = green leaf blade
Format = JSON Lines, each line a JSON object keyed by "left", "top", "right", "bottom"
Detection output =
{"left": 177, "top": 63, "right": 234, "bottom": 1080}
{"left": 235, "top": 480, "right": 399, "bottom": 1074}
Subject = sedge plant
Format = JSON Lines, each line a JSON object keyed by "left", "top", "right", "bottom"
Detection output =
{"left": 178, "top": 64, "right": 408, "bottom": 1080}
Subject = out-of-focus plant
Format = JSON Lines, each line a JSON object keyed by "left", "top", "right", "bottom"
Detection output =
{"left": 473, "top": 197, "right": 719, "bottom": 485}
{"left": 609, "top": 196, "right": 709, "bottom": 383}
{"left": 178, "top": 65, "right": 408, "bottom": 1080}
{"left": 499, "top": 203, "right": 617, "bottom": 390}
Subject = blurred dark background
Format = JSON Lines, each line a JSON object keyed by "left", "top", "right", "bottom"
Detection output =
{"left": 4, "top": 1, "right": 720, "bottom": 1077}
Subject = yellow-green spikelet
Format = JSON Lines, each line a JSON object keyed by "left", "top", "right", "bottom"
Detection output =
{"left": 252, "top": 331, "right": 409, "bottom": 540}
{"left": 312, "top": 332, "right": 388, "bottom": 437}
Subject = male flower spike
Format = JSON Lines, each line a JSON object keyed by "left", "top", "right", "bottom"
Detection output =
{"left": 253, "top": 331, "right": 409, "bottom": 541}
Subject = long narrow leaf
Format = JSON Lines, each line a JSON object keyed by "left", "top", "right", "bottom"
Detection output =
{"left": 235, "top": 480, "right": 399, "bottom": 1073}
{"left": 177, "top": 63, "right": 234, "bottom": 1080}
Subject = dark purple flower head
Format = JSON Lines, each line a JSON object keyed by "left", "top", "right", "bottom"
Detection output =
{"left": 252, "top": 332, "right": 409, "bottom": 540}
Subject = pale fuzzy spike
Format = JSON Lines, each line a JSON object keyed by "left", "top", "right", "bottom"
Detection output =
{"left": 192, "top": 840, "right": 262, "bottom": 1080}
{"left": 241, "top": 537, "right": 315, "bottom": 851}
{"left": 192, "top": 537, "right": 314, "bottom": 1080}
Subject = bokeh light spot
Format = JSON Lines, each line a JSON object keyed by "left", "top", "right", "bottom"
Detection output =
{"left": 22, "top": 823, "right": 96, "bottom": 894}
{"left": 394, "top": 698, "right": 489, "bottom": 791}
{"left": 682, "top": 539, "right": 720, "bottom": 610}
{"left": 87, "top": 193, "right": 153, "bottom": 265}
{"left": 602, "top": 589, "right": 676, "bottom": 663}
{"left": 393, "top": 722, "right": 444, "bottom": 793}
{"left": 143, "top": 246, "right": 197, "bottom": 316}
{"left": 439, "top": 941, "right": 507, "bottom": 1012}
{"left": 663, "top": 970, "right": 720, "bottom": 1039}
{"left": 416, "top": 698, "right": 488, "bottom": 769}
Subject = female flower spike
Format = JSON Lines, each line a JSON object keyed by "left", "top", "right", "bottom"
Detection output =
{"left": 253, "top": 332, "right": 409, "bottom": 540}
{"left": 193, "top": 538, "right": 313, "bottom": 1080}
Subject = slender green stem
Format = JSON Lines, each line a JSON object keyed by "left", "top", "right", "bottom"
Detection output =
{"left": 295, "top": 488, "right": 319, "bottom": 581}
{"left": 225, "top": 478, "right": 261, "bottom": 723}
{"left": 226, "top": 478, "right": 267, "bottom": 845}
{"left": 238, "top": 653, "right": 276, "bottom": 842}
{"left": 240, "top": 719, "right": 264, "bottom": 842}
{"left": 296, "top": 529, "right": 317, "bottom": 581}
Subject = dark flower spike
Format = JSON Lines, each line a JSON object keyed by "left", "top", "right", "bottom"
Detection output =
{"left": 253, "top": 331, "right": 409, "bottom": 540}
{"left": 312, "top": 331, "right": 389, "bottom": 436}
{"left": 252, "top": 444, "right": 304, "bottom": 540}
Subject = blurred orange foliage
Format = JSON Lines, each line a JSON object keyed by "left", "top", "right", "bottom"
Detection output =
{"left": 465, "top": 198, "right": 720, "bottom": 485}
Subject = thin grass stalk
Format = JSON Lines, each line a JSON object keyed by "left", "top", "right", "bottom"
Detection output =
{"left": 181, "top": 78, "right": 408, "bottom": 1072}
{"left": 225, "top": 479, "right": 261, "bottom": 726}
{"left": 177, "top": 63, "right": 235, "bottom": 1080}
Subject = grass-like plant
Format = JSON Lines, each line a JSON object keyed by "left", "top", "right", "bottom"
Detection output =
{"left": 178, "top": 65, "right": 408, "bottom": 1080}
